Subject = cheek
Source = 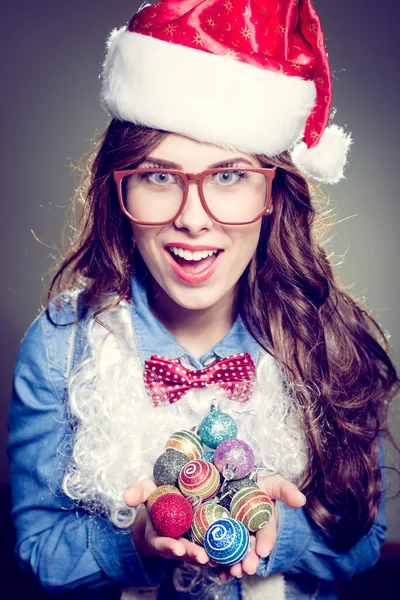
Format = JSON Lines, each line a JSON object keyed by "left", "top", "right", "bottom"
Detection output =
{"left": 232, "top": 223, "right": 262, "bottom": 260}
{"left": 131, "top": 225, "right": 153, "bottom": 261}
{"left": 131, "top": 224, "right": 166, "bottom": 269}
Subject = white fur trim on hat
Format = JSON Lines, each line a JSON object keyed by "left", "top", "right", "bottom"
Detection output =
{"left": 101, "top": 29, "right": 316, "bottom": 157}
{"left": 291, "top": 124, "right": 353, "bottom": 184}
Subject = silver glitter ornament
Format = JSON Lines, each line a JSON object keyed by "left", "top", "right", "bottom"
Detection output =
{"left": 153, "top": 450, "right": 190, "bottom": 486}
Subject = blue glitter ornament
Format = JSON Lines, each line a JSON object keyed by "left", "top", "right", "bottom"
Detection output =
{"left": 203, "top": 518, "right": 250, "bottom": 565}
{"left": 199, "top": 404, "right": 238, "bottom": 449}
{"left": 203, "top": 451, "right": 215, "bottom": 463}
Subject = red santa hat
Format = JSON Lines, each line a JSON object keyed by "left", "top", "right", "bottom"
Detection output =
{"left": 101, "top": 0, "right": 352, "bottom": 184}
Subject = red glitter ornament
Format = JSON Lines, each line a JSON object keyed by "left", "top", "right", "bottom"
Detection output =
{"left": 149, "top": 493, "right": 193, "bottom": 538}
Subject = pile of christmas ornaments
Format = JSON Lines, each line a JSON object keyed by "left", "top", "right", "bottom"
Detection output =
{"left": 147, "top": 402, "right": 273, "bottom": 566}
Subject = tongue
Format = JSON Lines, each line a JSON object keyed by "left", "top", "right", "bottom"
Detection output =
{"left": 173, "top": 254, "right": 217, "bottom": 274}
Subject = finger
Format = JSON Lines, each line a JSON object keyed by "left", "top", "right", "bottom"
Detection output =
{"left": 124, "top": 479, "right": 158, "bottom": 507}
{"left": 255, "top": 511, "right": 277, "bottom": 558}
{"left": 230, "top": 560, "right": 244, "bottom": 578}
{"left": 144, "top": 513, "right": 186, "bottom": 558}
{"left": 143, "top": 512, "right": 210, "bottom": 564}
{"left": 179, "top": 537, "right": 210, "bottom": 565}
{"left": 216, "top": 568, "right": 231, "bottom": 582}
{"left": 241, "top": 535, "right": 260, "bottom": 575}
{"left": 257, "top": 474, "right": 306, "bottom": 508}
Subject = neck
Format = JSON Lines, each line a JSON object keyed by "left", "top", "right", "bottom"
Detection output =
{"left": 147, "top": 282, "right": 237, "bottom": 359}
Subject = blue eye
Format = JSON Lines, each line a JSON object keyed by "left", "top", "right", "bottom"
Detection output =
{"left": 138, "top": 171, "right": 176, "bottom": 185}
{"left": 214, "top": 171, "right": 246, "bottom": 185}
{"left": 149, "top": 172, "right": 175, "bottom": 185}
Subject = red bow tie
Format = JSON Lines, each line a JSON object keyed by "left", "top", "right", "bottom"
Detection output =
{"left": 144, "top": 353, "right": 256, "bottom": 406}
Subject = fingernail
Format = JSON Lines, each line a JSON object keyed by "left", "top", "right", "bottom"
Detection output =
{"left": 195, "top": 554, "right": 208, "bottom": 564}
{"left": 173, "top": 548, "right": 184, "bottom": 557}
{"left": 300, "top": 493, "right": 307, "bottom": 505}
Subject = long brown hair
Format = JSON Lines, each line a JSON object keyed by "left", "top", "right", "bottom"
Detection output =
{"left": 48, "top": 120, "right": 399, "bottom": 549}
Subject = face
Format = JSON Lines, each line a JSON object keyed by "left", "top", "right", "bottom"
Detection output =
{"left": 130, "top": 134, "right": 265, "bottom": 317}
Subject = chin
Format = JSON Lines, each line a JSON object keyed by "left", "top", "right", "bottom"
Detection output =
{"left": 171, "top": 287, "right": 228, "bottom": 311}
{"left": 158, "top": 276, "right": 233, "bottom": 311}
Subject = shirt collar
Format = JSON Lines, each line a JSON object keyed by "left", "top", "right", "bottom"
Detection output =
{"left": 130, "top": 274, "right": 260, "bottom": 369}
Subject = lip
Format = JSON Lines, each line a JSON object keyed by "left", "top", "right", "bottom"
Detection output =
{"left": 164, "top": 243, "right": 221, "bottom": 251}
{"left": 163, "top": 247, "right": 223, "bottom": 283}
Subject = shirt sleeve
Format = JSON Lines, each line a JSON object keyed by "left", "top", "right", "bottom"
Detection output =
{"left": 256, "top": 461, "right": 387, "bottom": 582}
{"left": 8, "top": 302, "right": 171, "bottom": 594}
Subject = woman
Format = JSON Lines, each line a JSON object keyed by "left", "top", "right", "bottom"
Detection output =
{"left": 8, "top": 1, "right": 399, "bottom": 599}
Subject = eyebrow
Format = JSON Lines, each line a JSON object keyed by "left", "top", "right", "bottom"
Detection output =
{"left": 140, "top": 156, "right": 257, "bottom": 169}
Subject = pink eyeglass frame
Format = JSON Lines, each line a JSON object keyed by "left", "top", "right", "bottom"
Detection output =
{"left": 113, "top": 167, "right": 277, "bottom": 226}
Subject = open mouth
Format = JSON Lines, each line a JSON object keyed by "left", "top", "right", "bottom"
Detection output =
{"left": 168, "top": 246, "right": 220, "bottom": 265}
{"left": 164, "top": 245, "right": 223, "bottom": 282}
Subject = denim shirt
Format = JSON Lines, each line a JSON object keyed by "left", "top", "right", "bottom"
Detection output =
{"left": 8, "top": 277, "right": 387, "bottom": 599}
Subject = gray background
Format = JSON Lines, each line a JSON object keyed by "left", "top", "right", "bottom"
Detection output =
{"left": 1, "top": 0, "right": 399, "bottom": 541}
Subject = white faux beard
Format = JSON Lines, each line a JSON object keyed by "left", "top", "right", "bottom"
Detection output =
{"left": 63, "top": 299, "right": 307, "bottom": 528}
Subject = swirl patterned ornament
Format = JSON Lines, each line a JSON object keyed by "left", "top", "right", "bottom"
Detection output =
{"left": 204, "top": 518, "right": 250, "bottom": 565}
{"left": 230, "top": 487, "right": 273, "bottom": 532}
{"left": 166, "top": 429, "right": 203, "bottom": 460}
{"left": 191, "top": 503, "right": 231, "bottom": 546}
{"left": 179, "top": 459, "right": 220, "bottom": 500}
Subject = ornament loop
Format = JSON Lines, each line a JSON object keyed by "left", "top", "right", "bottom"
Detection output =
{"left": 222, "top": 466, "right": 236, "bottom": 481}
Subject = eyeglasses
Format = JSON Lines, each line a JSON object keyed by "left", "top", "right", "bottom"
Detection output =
{"left": 113, "top": 167, "right": 277, "bottom": 226}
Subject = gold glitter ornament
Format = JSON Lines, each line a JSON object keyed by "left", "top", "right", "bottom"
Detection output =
{"left": 147, "top": 485, "right": 182, "bottom": 511}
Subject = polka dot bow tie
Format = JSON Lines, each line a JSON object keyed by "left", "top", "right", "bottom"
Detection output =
{"left": 144, "top": 353, "right": 256, "bottom": 406}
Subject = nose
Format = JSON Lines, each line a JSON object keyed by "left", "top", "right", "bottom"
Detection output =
{"left": 173, "top": 180, "right": 214, "bottom": 234}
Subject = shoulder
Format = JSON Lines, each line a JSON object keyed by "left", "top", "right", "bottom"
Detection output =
{"left": 45, "top": 289, "right": 84, "bottom": 326}
{"left": 16, "top": 290, "right": 89, "bottom": 381}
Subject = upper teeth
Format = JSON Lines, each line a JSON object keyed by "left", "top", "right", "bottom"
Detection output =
{"left": 168, "top": 246, "right": 218, "bottom": 261}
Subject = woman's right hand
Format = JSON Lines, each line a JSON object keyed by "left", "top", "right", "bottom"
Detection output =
{"left": 124, "top": 479, "right": 210, "bottom": 566}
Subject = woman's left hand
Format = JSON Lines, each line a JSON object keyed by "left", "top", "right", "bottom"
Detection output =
{"left": 217, "top": 474, "right": 306, "bottom": 580}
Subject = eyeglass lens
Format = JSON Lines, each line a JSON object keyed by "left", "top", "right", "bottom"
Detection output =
{"left": 121, "top": 170, "right": 269, "bottom": 224}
